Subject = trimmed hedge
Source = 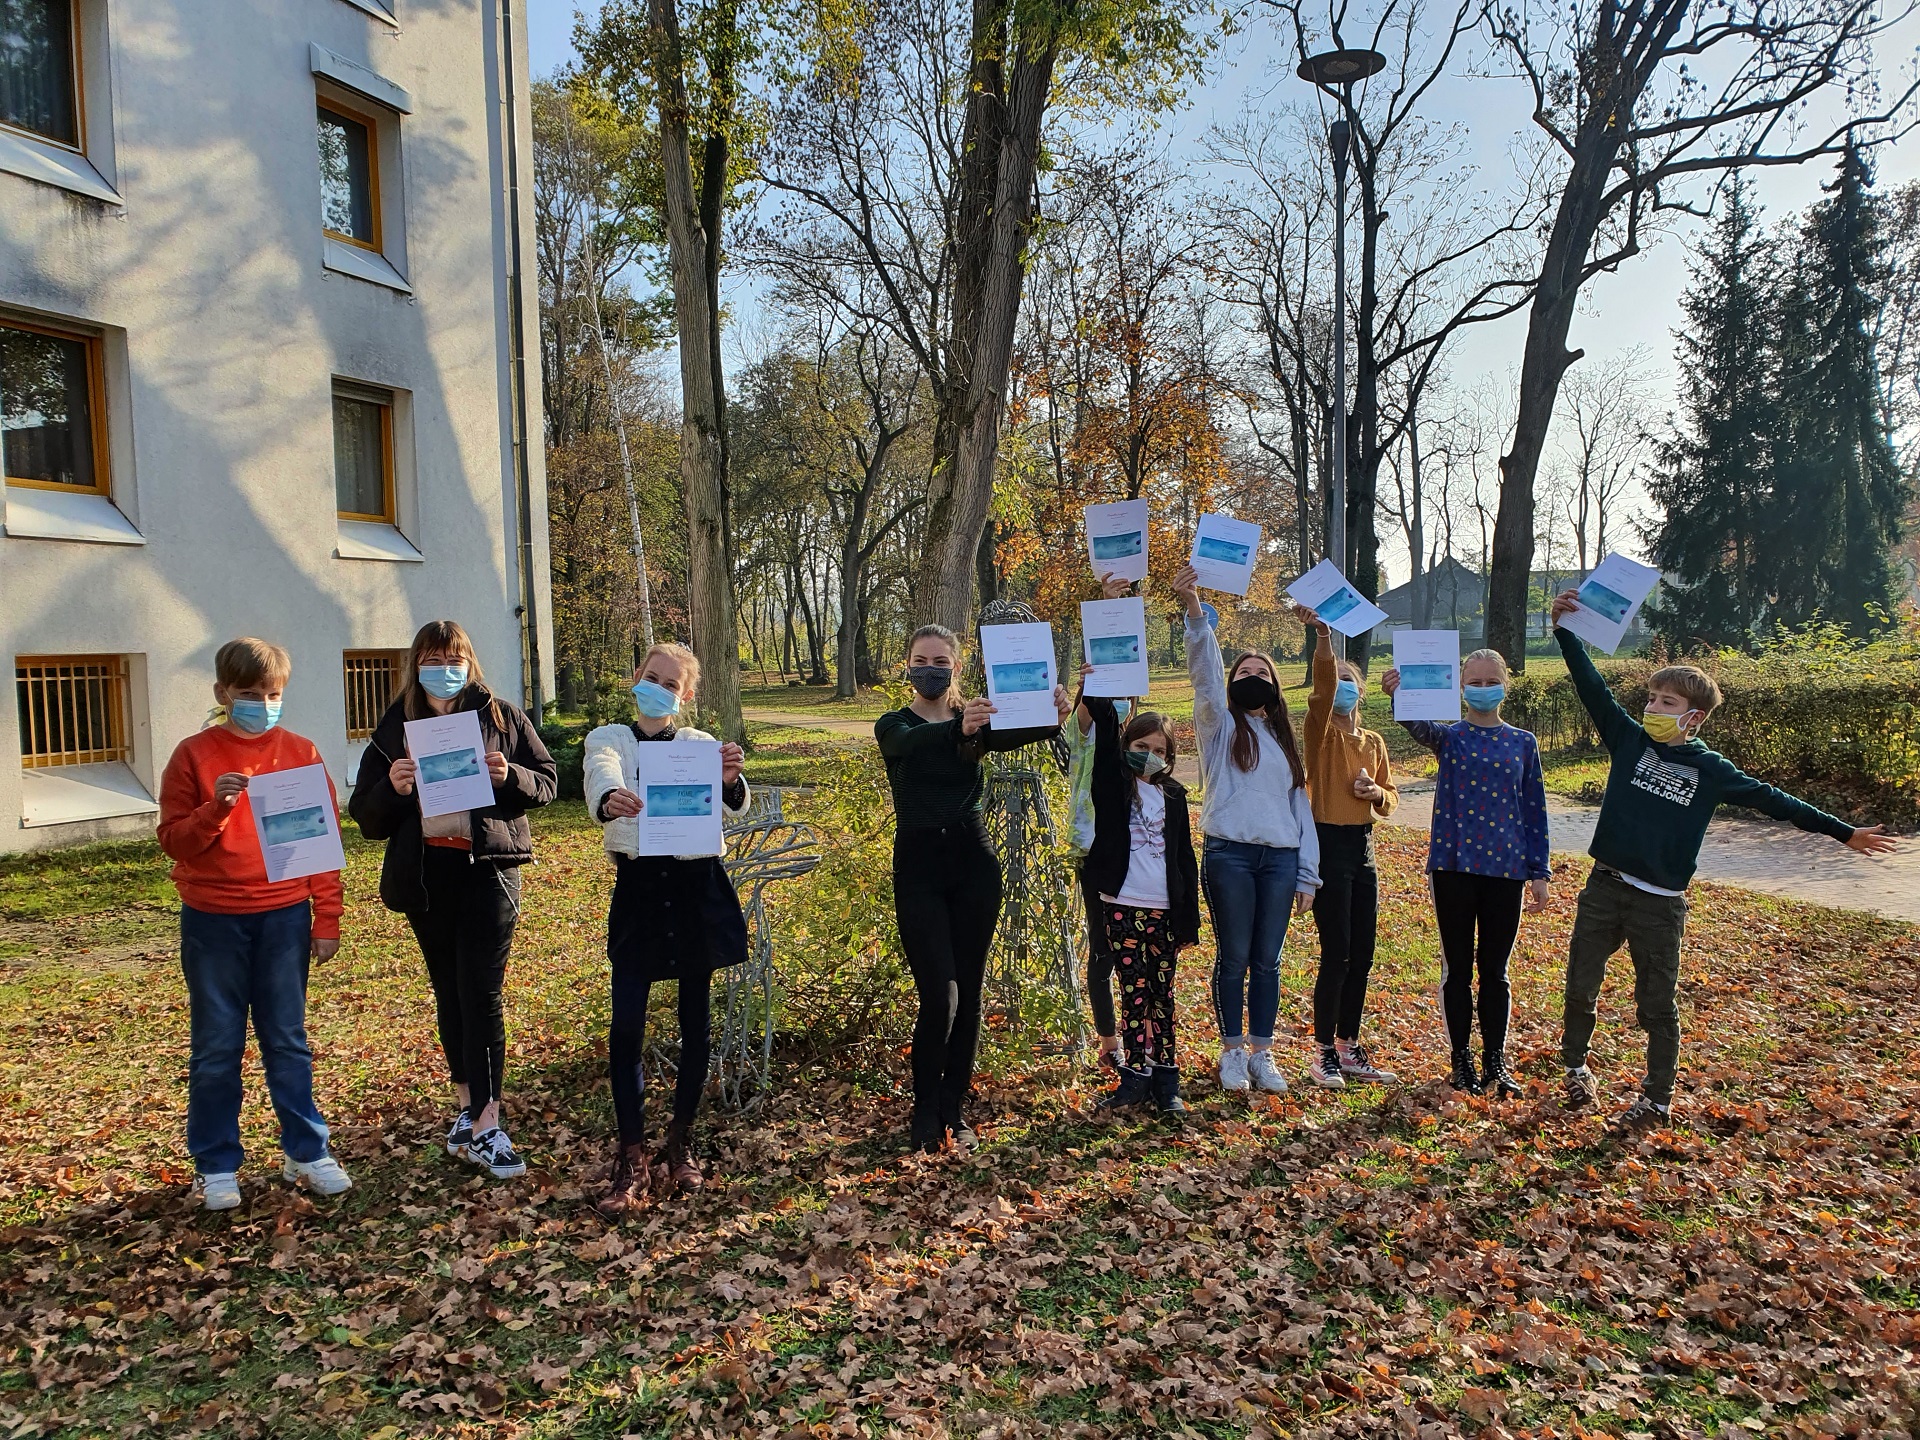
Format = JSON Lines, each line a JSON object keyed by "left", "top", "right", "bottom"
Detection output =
{"left": 1506, "top": 622, "right": 1920, "bottom": 831}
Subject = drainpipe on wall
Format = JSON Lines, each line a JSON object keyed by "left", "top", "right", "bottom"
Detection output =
{"left": 498, "top": 0, "right": 544, "bottom": 718}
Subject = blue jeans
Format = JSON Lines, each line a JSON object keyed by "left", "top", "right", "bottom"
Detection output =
{"left": 180, "top": 902, "right": 330, "bottom": 1174}
{"left": 1203, "top": 839, "right": 1300, "bottom": 1043}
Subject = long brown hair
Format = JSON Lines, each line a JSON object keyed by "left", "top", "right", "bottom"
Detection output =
{"left": 906, "top": 623, "right": 963, "bottom": 710}
{"left": 1226, "top": 652, "right": 1304, "bottom": 788}
{"left": 402, "top": 620, "right": 504, "bottom": 729}
{"left": 1122, "top": 710, "right": 1178, "bottom": 808}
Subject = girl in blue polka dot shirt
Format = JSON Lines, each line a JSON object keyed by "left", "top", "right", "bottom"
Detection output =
{"left": 1382, "top": 648, "right": 1549, "bottom": 1099}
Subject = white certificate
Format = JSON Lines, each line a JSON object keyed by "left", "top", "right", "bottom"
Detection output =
{"left": 1288, "top": 558, "right": 1389, "bottom": 637}
{"left": 404, "top": 710, "right": 496, "bottom": 818}
{"left": 247, "top": 763, "right": 346, "bottom": 883}
{"left": 1560, "top": 552, "right": 1660, "bottom": 655}
{"left": 1392, "top": 629, "right": 1462, "bottom": 722}
{"left": 1085, "top": 499, "right": 1149, "bottom": 583}
{"left": 1081, "top": 597, "right": 1150, "bottom": 698}
{"left": 980, "top": 621, "right": 1058, "bottom": 729}
{"left": 633, "top": 740, "right": 725, "bottom": 857}
{"left": 1188, "top": 513, "right": 1262, "bottom": 596}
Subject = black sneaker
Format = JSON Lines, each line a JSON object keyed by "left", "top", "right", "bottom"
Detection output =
{"left": 1483, "top": 1049, "right": 1523, "bottom": 1099}
{"left": 465, "top": 1127, "right": 527, "bottom": 1179}
{"left": 1610, "top": 1093, "right": 1672, "bottom": 1132}
{"left": 446, "top": 1108, "right": 473, "bottom": 1158}
{"left": 1448, "top": 1050, "right": 1483, "bottom": 1096}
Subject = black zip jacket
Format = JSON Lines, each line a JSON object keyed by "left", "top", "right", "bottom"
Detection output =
{"left": 1080, "top": 695, "right": 1201, "bottom": 947}
{"left": 348, "top": 685, "right": 559, "bottom": 913}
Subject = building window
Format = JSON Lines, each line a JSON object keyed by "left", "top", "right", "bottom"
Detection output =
{"left": 1, "top": 317, "right": 106, "bottom": 493}
{"left": 0, "top": 0, "right": 80, "bottom": 150}
{"left": 16, "top": 654, "right": 129, "bottom": 768}
{"left": 333, "top": 380, "right": 394, "bottom": 521}
{"left": 343, "top": 650, "right": 405, "bottom": 739}
{"left": 317, "top": 99, "right": 379, "bottom": 249}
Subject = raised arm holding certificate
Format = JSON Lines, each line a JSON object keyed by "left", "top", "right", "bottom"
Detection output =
{"left": 1559, "top": 552, "right": 1660, "bottom": 655}
{"left": 1287, "top": 558, "right": 1389, "bottom": 637}
{"left": 1084, "top": 499, "right": 1149, "bottom": 583}
{"left": 1081, "top": 597, "right": 1150, "bottom": 698}
{"left": 1188, "top": 513, "right": 1262, "bottom": 596}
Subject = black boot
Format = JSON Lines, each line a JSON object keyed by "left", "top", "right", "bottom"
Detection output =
{"left": 1449, "top": 1050, "right": 1484, "bottom": 1096}
{"left": 1098, "top": 1067, "right": 1153, "bottom": 1111}
{"left": 1483, "top": 1048, "right": 1522, "bottom": 1099}
{"left": 1149, "top": 1065, "right": 1188, "bottom": 1116}
{"left": 908, "top": 1103, "right": 945, "bottom": 1155}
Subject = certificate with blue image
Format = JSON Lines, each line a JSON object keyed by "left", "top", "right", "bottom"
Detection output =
{"left": 1084, "top": 499, "right": 1149, "bottom": 582}
{"left": 1391, "top": 629, "right": 1461, "bottom": 722}
{"left": 633, "top": 741, "right": 725, "bottom": 856}
{"left": 1081, "top": 596, "right": 1150, "bottom": 698}
{"left": 980, "top": 621, "right": 1059, "bottom": 728}
{"left": 1188, "top": 513, "right": 1262, "bottom": 596}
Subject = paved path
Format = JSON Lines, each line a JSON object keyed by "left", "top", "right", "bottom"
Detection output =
{"left": 743, "top": 708, "right": 881, "bottom": 740}
{"left": 1386, "top": 780, "right": 1920, "bottom": 923}
{"left": 745, "top": 708, "right": 1917, "bottom": 923}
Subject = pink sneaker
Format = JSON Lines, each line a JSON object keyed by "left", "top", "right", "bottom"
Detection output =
{"left": 1336, "top": 1041, "right": 1397, "bottom": 1084}
{"left": 1308, "top": 1046, "right": 1346, "bottom": 1089}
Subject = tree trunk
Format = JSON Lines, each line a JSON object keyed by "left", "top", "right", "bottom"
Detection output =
{"left": 648, "top": 0, "right": 743, "bottom": 740}
{"left": 914, "top": 17, "right": 1058, "bottom": 633}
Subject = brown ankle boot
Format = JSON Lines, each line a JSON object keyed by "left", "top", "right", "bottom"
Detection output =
{"left": 661, "top": 1121, "right": 704, "bottom": 1194}
{"left": 596, "top": 1141, "right": 651, "bottom": 1216}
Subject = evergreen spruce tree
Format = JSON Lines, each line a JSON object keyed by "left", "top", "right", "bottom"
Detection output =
{"left": 1647, "top": 177, "right": 1777, "bottom": 648}
{"left": 1768, "top": 141, "right": 1912, "bottom": 634}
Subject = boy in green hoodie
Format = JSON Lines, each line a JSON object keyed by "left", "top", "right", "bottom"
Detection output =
{"left": 1549, "top": 589, "right": 1896, "bottom": 1129}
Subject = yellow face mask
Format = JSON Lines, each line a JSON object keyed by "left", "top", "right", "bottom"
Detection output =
{"left": 1642, "top": 709, "right": 1696, "bottom": 745}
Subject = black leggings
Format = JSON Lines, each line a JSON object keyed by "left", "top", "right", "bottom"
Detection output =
{"left": 1430, "top": 869, "right": 1522, "bottom": 1055}
{"left": 408, "top": 846, "right": 521, "bottom": 1108}
{"left": 1311, "top": 823, "right": 1378, "bottom": 1045}
{"left": 1078, "top": 862, "right": 1117, "bottom": 1039}
{"left": 893, "top": 822, "right": 1003, "bottom": 1124}
{"left": 608, "top": 966, "right": 712, "bottom": 1146}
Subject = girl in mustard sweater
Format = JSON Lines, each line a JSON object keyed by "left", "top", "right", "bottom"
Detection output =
{"left": 1295, "top": 608, "right": 1398, "bottom": 1089}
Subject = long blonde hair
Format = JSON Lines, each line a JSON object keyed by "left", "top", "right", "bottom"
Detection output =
{"left": 906, "top": 624, "right": 963, "bottom": 710}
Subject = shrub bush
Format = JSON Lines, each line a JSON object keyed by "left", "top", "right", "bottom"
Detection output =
{"left": 1505, "top": 614, "right": 1920, "bottom": 830}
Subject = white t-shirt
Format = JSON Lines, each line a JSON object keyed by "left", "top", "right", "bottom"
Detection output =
{"left": 1104, "top": 781, "right": 1171, "bottom": 910}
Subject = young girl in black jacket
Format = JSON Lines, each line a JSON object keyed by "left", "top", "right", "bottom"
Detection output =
{"left": 349, "top": 621, "right": 558, "bottom": 1180}
{"left": 1075, "top": 681, "right": 1201, "bottom": 1114}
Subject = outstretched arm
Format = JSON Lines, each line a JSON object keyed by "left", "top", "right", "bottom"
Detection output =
{"left": 1553, "top": 598, "right": 1636, "bottom": 753}
{"left": 1713, "top": 759, "right": 1884, "bottom": 848}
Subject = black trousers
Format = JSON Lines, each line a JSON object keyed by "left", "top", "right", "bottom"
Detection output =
{"left": 1311, "top": 823, "right": 1378, "bottom": 1045}
{"left": 407, "top": 846, "right": 521, "bottom": 1109}
{"left": 608, "top": 965, "right": 712, "bottom": 1146}
{"left": 1430, "top": 869, "right": 1523, "bottom": 1055}
{"left": 1077, "top": 862, "right": 1117, "bottom": 1039}
{"left": 893, "top": 822, "right": 1003, "bottom": 1125}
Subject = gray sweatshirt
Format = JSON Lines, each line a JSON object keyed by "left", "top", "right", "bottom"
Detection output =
{"left": 1185, "top": 617, "right": 1321, "bottom": 889}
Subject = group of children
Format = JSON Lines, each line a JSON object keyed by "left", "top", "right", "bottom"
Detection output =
{"left": 1038, "top": 573, "right": 1894, "bottom": 1130}
{"left": 158, "top": 579, "right": 1895, "bottom": 1209}
{"left": 159, "top": 625, "right": 748, "bottom": 1214}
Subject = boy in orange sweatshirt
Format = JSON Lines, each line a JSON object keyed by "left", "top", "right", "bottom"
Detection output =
{"left": 157, "top": 638, "right": 352, "bottom": 1210}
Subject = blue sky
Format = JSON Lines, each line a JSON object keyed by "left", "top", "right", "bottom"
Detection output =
{"left": 526, "top": 2, "right": 1920, "bottom": 577}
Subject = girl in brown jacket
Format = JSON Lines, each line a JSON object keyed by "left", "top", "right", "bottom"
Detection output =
{"left": 1296, "top": 607, "right": 1399, "bottom": 1089}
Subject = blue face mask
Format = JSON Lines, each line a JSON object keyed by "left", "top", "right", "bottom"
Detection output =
{"left": 1463, "top": 683, "right": 1506, "bottom": 713}
{"left": 632, "top": 679, "right": 681, "bottom": 719}
{"left": 228, "top": 698, "right": 282, "bottom": 734}
{"left": 418, "top": 664, "right": 469, "bottom": 700}
{"left": 1333, "top": 679, "right": 1362, "bottom": 714}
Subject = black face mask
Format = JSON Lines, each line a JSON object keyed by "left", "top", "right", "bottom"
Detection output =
{"left": 907, "top": 666, "right": 952, "bottom": 700}
{"left": 1229, "top": 674, "right": 1279, "bottom": 712}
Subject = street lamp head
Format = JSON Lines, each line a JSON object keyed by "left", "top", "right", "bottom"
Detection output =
{"left": 1329, "top": 118, "right": 1351, "bottom": 175}
{"left": 1297, "top": 47, "right": 1387, "bottom": 89}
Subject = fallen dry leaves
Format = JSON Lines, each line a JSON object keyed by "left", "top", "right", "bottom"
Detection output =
{"left": 1, "top": 816, "right": 1919, "bottom": 1439}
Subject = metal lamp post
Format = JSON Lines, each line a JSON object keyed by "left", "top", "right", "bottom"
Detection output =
{"left": 1298, "top": 47, "right": 1384, "bottom": 659}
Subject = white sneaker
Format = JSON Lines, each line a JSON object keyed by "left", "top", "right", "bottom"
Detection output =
{"left": 1247, "top": 1048, "right": 1290, "bottom": 1094}
{"left": 282, "top": 1154, "right": 354, "bottom": 1197}
{"left": 1218, "top": 1046, "right": 1251, "bottom": 1092}
{"left": 193, "top": 1172, "right": 241, "bottom": 1211}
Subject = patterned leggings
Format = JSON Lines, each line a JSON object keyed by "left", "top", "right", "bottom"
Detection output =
{"left": 1103, "top": 904, "right": 1177, "bottom": 1070}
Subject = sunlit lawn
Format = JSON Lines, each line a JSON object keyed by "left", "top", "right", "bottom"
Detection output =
{"left": 3, "top": 801, "right": 1918, "bottom": 1438}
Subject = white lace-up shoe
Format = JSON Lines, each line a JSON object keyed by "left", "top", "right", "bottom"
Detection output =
{"left": 282, "top": 1154, "right": 354, "bottom": 1197}
{"left": 1218, "top": 1046, "right": 1251, "bottom": 1092}
{"left": 1247, "top": 1048, "right": 1289, "bottom": 1094}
